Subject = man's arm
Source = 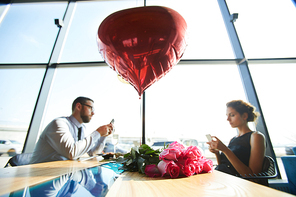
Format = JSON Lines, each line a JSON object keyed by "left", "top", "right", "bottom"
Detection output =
{"left": 88, "top": 123, "right": 114, "bottom": 155}
{"left": 46, "top": 118, "right": 101, "bottom": 160}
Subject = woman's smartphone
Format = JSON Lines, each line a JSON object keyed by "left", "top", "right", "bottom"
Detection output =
{"left": 206, "top": 134, "right": 212, "bottom": 142}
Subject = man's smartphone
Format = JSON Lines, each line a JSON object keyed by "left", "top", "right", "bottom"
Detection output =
{"left": 109, "top": 119, "right": 115, "bottom": 134}
{"left": 206, "top": 134, "right": 212, "bottom": 142}
{"left": 110, "top": 119, "right": 115, "bottom": 124}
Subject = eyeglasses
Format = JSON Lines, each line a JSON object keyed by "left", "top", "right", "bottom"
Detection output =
{"left": 81, "top": 103, "right": 95, "bottom": 113}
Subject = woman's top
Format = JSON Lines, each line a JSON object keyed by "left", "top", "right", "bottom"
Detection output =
{"left": 215, "top": 131, "right": 253, "bottom": 176}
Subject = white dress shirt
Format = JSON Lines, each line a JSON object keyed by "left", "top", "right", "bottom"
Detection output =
{"left": 30, "top": 115, "right": 106, "bottom": 164}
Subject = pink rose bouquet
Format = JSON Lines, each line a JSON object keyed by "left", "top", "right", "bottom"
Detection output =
{"left": 145, "top": 141, "right": 213, "bottom": 178}
{"left": 117, "top": 142, "right": 213, "bottom": 179}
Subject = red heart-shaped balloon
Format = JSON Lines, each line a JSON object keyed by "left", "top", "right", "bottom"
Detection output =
{"left": 97, "top": 6, "right": 187, "bottom": 97}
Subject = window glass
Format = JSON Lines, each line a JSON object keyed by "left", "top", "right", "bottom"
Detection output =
{"left": 0, "top": 67, "right": 46, "bottom": 152}
{"left": 0, "top": 2, "right": 67, "bottom": 63}
{"left": 146, "top": 0, "right": 234, "bottom": 59}
{"left": 60, "top": 0, "right": 143, "bottom": 63}
{"left": 249, "top": 63, "right": 296, "bottom": 180}
{"left": 61, "top": 0, "right": 234, "bottom": 62}
{"left": 42, "top": 65, "right": 141, "bottom": 152}
{"left": 249, "top": 64, "right": 296, "bottom": 154}
{"left": 0, "top": 3, "right": 8, "bottom": 18}
{"left": 145, "top": 64, "right": 247, "bottom": 160}
{"left": 226, "top": 0, "right": 296, "bottom": 58}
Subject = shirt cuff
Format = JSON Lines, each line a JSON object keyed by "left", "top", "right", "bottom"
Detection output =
{"left": 90, "top": 130, "right": 102, "bottom": 142}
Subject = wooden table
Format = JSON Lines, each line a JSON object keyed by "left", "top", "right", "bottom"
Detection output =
{"left": 0, "top": 158, "right": 294, "bottom": 197}
{"left": 106, "top": 171, "right": 294, "bottom": 197}
{"left": 0, "top": 157, "right": 104, "bottom": 196}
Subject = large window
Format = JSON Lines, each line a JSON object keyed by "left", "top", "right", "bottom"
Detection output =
{"left": 146, "top": 63, "right": 248, "bottom": 157}
{"left": 0, "top": 67, "right": 46, "bottom": 148}
{"left": 146, "top": 0, "right": 234, "bottom": 59}
{"left": 226, "top": 0, "right": 296, "bottom": 58}
{"left": 249, "top": 63, "right": 296, "bottom": 153}
{"left": 249, "top": 63, "right": 296, "bottom": 179}
{"left": 0, "top": 2, "right": 67, "bottom": 63}
{"left": 42, "top": 65, "right": 141, "bottom": 150}
{"left": 60, "top": 1, "right": 143, "bottom": 63}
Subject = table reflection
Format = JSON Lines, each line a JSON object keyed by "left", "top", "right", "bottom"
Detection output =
{"left": 7, "top": 165, "right": 118, "bottom": 197}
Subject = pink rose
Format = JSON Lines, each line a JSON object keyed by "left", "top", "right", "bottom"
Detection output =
{"left": 193, "top": 159, "right": 204, "bottom": 174}
{"left": 159, "top": 148, "right": 182, "bottom": 161}
{"left": 157, "top": 159, "right": 180, "bottom": 178}
{"left": 168, "top": 141, "right": 185, "bottom": 151}
{"left": 202, "top": 158, "right": 213, "bottom": 173}
{"left": 182, "top": 146, "right": 202, "bottom": 160}
{"left": 145, "top": 164, "right": 161, "bottom": 177}
{"left": 193, "top": 157, "right": 213, "bottom": 174}
{"left": 176, "top": 158, "right": 196, "bottom": 177}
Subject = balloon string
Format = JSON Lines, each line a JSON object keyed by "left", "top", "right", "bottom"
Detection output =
{"left": 139, "top": 96, "right": 142, "bottom": 145}
{"left": 139, "top": 92, "right": 146, "bottom": 144}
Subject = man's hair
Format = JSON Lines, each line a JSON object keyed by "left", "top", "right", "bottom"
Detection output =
{"left": 72, "top": 96, "right": 94, "bottom": 112}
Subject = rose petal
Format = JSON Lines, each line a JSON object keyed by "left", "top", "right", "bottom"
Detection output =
{"left": 202, "top": 159, "right": 213, "bottom": 173}
{"left": 177, "top": 158, "right": 196, "bottom": 177}
{"left": 168, "top": 141, "right": 185, "bottom": 151}
{"left": 157, "top": 159, "right": 180, "bottom": 178}
{"left": 159, "top": 148, "right": 182, "bottom": 161}
{"left": 182, "top": 146, "right": 202, "bottom": 160}
{"left": 193, "top": 160, "right": 204, "bottom": 174}
{"left": 145, "top": 164, "right": 161, "bottom": 177}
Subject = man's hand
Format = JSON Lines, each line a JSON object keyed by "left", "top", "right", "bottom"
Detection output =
{"left": 96, "top": 123, "right": 114, "bottom": 137}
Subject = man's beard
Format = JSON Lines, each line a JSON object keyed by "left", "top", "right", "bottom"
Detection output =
{"left": 80, "top": 113, "right": 91, "bottom": 123}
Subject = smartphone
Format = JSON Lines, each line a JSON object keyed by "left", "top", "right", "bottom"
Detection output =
{"left": 110, "top": 119, "right": 115, "bottom": 124}
{"left": 206, "top": 134, "right": 212, "bottom": 142}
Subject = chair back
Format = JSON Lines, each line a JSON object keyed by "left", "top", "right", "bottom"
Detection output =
{"left": 261, "top": 155, "right": 277, "bottom": 177}
{"left": 238, "top": 155, "right": 277, "bottom": 186}
{"left": 281, "top": 156, "right": 296, "bottom": 195}
{"left": 5, "top": 153, "right": 33, "bottom": 167}
{"left": 292, "top": 146, "right": 296, "bottom": 155}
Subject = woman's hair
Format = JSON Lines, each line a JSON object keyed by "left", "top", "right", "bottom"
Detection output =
{"left": 226, "top": 100, "right": 260, "bottom": 122}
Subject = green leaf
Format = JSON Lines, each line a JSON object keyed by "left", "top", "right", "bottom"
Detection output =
{"left": 126, "top": 158, "right": 133, "bottom": 166}
{"left": 116, "top": 157, "right": 129, "bottom": 164}
{"left": 116, "top": 144, "right": 162, "bottom": 174}
{"left": 139, "top": 147, "right": 145, "bottom": 154}
{"left": 149, "top": 156, "right": 160, "bottom": 164}
{"left": 140, "top": 144, "right": 152, "bottom": 150}
{"left": 131, "top": 147, "right": 139, "bottom": 160}
{"left": 141, "top": 154, "right": 150, "bottom": 160}
{"left": 145, "top": 150, "right": 155, "bottom": 155}
{"left": 123, "top": 152, "right": 131, "bottom": 158}
{"left": 137, "top": 156, "right": 146, "bottom": 174}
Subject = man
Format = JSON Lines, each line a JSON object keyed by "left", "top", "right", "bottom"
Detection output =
{"left": 30, "top": 96, "right": 113, "bottom": 164}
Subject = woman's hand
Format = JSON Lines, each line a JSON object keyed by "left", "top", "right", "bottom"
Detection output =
{"left": 208, "top": 145, "right": 220, "bottom": 154}
{"left": 206, "top": 136, "right": 228, "bottom": 153}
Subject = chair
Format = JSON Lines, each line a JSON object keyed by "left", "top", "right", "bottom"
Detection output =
{"left": 4, "top": 153, "right": 33, "bottom": 167}
{"left": 238, "top": 155, "right": 277, "bottom": 186}
{"left": 292, "top": 146, "right": 296, "bottom": 155}
{"left": 281, "top": 156, "right": 296, "bottom": 195}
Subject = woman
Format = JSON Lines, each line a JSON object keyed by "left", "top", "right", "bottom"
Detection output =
{"left": 207, "top": 100, "right": 266, "bottom": 178}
